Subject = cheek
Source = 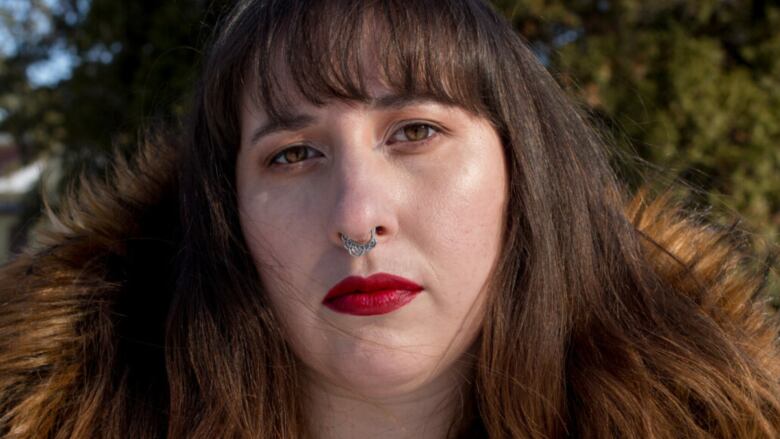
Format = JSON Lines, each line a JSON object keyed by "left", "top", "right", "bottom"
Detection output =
{"left": 237, "top": 162, "right": 327, "bottom": 255}
{"left": 236, "top": 186, "right": 323, "bottom": 315}
{"left": 414, "top": 146, "right": 507, "bottom": 282}
{"left": 399, "top": 138, "right": 507, "bottom": 353}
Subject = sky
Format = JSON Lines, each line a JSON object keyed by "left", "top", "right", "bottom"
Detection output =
{"left": 0, "top": 0, "right": 90, "bottom": 87}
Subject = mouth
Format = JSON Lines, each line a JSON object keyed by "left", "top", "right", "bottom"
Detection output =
{"left": 323, "top": 273, "right": 424, "bottom": 316}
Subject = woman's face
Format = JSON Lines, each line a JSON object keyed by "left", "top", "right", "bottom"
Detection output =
{"left": 236, "top": 77, "right": 508, "bottom": 399}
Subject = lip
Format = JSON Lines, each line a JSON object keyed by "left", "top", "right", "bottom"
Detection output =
{"left": 323, "top": 273, "right": 424, "bottom": 316}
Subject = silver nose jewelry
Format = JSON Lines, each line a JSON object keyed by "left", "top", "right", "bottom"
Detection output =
{"left": 340, "top": 227, "right": 377, "bottom": 257}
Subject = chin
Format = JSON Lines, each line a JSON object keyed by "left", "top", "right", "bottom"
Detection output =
{"left": 332, "top": 351, "right": 448, "bottom": 398}
{"left": 300, "top": 334, "right": 458, "bottom": 399}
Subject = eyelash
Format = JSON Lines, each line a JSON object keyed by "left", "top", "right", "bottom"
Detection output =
{"left": 268, "top": 122, "right": 442, "bottom": 167}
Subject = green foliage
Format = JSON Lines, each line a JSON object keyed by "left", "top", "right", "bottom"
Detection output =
{"left": 0, "top": 0, "right": 232, "bottom": 177}
{"left": 492, "top": 0, "right": 780, "bottom": 302}
{"left": 0, "top": 0, "right": 232, "bottom": 252}
{"left": 0, "top": 0, "right": 777, "bottom": 298}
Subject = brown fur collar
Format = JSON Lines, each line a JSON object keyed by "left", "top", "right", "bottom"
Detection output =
{"left": 1, "top": 139, "right": 778, "bottom": 436}
{"left": 0, "top": 139, "right": 179, "bottom": 436}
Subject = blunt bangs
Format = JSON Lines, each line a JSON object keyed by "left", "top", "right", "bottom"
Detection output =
{"left": 206, "top": 0, "right": 506, "bottom": 145}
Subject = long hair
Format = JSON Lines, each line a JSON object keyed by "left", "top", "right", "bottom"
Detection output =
{"left": 1, "top": 0, "right": 779, "bottom": 437}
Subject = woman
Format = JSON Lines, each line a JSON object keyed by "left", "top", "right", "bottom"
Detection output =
{"left": 1, "top": 0, "right": 779, "bottom": 437}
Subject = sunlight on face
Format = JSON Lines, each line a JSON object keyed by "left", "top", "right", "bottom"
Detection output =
{"left": 235, "top": 76, "right": 508, "bottom": 400}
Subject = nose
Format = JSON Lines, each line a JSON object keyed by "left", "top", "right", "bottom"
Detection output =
{"left": 327, "top": 152, "right": 398, "bottom": 254}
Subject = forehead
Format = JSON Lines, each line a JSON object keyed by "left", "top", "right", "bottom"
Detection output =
{"left": 228, "top": 0, "right": 494, "bottom": 133}
{"left": 241, "top": 35, "right": 402, "bottom": 117}
{"left": 241, "top": 63, "right": 402, "bottom": 119}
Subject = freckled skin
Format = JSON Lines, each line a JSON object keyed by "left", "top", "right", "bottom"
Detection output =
{"left": 235, "top": 80, "right": 508, "bottom": 400}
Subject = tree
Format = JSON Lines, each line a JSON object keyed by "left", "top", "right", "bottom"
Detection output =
{"left": 1, "top": 0, "right": 777, "bottom": 299}
{"left": 0, "top": 0, "right": 232, "bottom": 250}
{"left": 492, "top": 0, "right": 780, "bottom": 302}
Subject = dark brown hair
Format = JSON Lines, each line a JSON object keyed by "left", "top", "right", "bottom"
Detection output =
{"left": 2, "top": 0, "right": 779, "bottom": 437}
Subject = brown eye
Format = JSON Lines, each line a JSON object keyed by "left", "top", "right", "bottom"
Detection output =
{"left": 283, "top": 147, "right": 306, "bottom": 163}
{"left": 404, "top": 124, "right": 430, "bottom": 141}
{"left": 270, "top": 145, "right": 322, "bottom": 166}
{"left": 390, "top": 123, "right": 439, "bottom": 144}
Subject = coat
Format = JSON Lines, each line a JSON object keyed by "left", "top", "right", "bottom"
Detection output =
{"left": 1, "top": 139, "right": 779, "bottom": 437}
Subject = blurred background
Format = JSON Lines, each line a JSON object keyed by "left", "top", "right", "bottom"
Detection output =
{"left": 0, "top": 0, "right": 778, "bottom": 299}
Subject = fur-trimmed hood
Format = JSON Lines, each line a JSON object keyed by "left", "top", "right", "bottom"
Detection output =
{"left": 1, "top": 139, "right": 779, "bottom": 437}
{"left": 0, "top": 140, "right": 180, "bottom": 436}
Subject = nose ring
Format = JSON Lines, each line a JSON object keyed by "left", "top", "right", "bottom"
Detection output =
{"left": 340, "top": 227, "right": 377, "bottom": 257}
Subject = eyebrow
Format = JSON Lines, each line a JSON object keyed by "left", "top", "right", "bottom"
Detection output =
{"left": 248, "top": 94, "right": 446, "bottom": 147}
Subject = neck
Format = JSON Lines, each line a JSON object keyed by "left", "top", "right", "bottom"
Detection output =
{"left": 303, "top": 365, "right": 473, "bottom": 439}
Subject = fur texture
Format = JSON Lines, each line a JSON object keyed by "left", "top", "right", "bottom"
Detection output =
{"left": 0, "top": 138, "right": 779, "bottom": 437}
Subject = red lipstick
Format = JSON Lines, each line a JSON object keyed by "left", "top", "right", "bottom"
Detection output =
{"left": 323, "top": 273, "right": 423, "bottom": 316}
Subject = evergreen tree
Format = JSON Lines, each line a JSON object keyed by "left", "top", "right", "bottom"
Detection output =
{"left": 1, "top": 0, "right": 777, "bottom": 298}
{"left": 493, "top": 0, "right": 780, "bottom": 301}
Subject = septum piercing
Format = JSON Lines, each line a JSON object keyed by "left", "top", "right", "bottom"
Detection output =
{"left": 340, "top": 227, "right": 377, "bottom": 257}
